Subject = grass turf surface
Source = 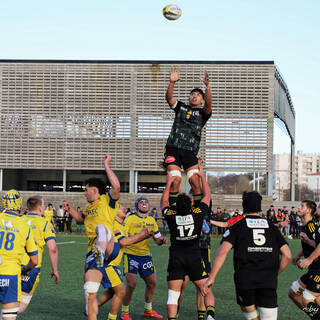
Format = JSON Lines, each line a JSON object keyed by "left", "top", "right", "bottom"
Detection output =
{"left": 19, "top": 235, "right": 306, "bottom": 320}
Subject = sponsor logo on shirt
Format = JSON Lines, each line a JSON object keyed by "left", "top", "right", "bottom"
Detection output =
{"left": 0, "top": 279, "right": 10, "bottom": 287}
{"left": 246, "top": 219, "right": 269, "bottom": 229}
{"left": 176, "top": 215, "right": 194, "bottom": 226}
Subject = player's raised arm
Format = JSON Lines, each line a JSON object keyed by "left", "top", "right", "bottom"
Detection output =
{"left": 166, "top": 67, "right": 180, "bottom": 107}
{"left": 202, "top": 70, "right": 212, "bottom": 116}
{"left": 63, "top": 201, "right": 84, "bottom": 224}
{"left": 104, "top": 154, "right": 120, "bottom": 200}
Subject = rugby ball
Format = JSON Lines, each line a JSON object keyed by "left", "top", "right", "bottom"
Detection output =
{"left": 163, "top": 4, "right": 182, "bottom": 20}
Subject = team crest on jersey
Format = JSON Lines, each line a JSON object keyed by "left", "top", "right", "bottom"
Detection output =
{"left": 176, "top": 215, "right": 194, "bottom": 226}
{"left": 246, "top": 219, "right": 269, "bottom": 228}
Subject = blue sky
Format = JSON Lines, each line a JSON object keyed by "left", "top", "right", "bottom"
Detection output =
{"left": 0, "top": 0, "right": 319, "bottom": 154}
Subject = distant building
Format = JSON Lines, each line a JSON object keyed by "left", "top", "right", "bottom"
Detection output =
{"left": 307, "top": 173, "right": 320, "bottom": 193}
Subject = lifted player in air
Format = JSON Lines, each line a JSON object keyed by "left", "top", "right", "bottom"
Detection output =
{"left": 202, "top": 191, "right": 291, "bottom": 320}
{"left": 63, "top": 154, "right": 121, "bottom": 320}
{"left": 161, "top": 165, "right": 216, "bottom": 320}
{"left": 19, "top": 195, "right": 59, "bottom": 314}
{"left": 163, "top": 67, "right": 212, "bottom": 205}
{"left": 290, "top": 200, "right": 320, "bottom": 319}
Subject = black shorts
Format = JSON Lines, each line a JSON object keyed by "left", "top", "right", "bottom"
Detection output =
{"left": 200, "top": 248, "right": 211, "bottom": 274}
{"left": 300, "top": 270, "right": 320, "bottom": 293}
{"left": 164, "top": 147, "right": 198, "bottom": 171}
{"left": 235, "top": 287, "right": 277, "bottom": 308}
{"left": 167, "top": 249, "right": 208, "bottom": 282}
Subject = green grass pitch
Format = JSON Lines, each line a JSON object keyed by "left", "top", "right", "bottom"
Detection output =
{"left": 19, "top": 235, "right": 306, "bottom": 320}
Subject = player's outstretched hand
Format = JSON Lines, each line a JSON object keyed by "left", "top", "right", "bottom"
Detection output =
{"left": 161, "top": 237, "right": 168, "bottom": 245}
{"left": 201, "top": 277, "right": 214, "bottom": 296}
{"left": 63, "top": 201, "right": 71, "bottom": 212}
{"left": 51, "top": 270, "right": 60, "bottom": 284}
{"left": 200, "top": 70, "right": 210, "bottom": 87}
{"left": 104, "top": 154, "right": 112, "bottom": 167}
{"left": 170, "top": 67, "right": 181, "bottom": 83}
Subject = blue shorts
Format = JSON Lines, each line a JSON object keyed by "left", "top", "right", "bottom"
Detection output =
{"left": 123, "top": 253, "right": 155, "bottom": 278}
{"left": 0, "top": 275, "right": 20, "bottom": 303}
{"left": 21, "top": 267, "right": 41, "bottom": 294}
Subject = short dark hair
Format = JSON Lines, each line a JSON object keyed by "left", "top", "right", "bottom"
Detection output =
{"left": 176, "top": 193, "right": 192, "bottom": 215}
{"left": 85, "top": 178, "right": 106, "bottom": 195}
{"left": 242, "top": 191, "right": 262, "bottom": 213}
{"left": 302, "top": 200, "right": 317, "bottom": 216}
{"left": 190, "top": 88, "right": 205, "bottom": 99}
{"left": 27, "top": 196, "right": 43, "bottom": 211}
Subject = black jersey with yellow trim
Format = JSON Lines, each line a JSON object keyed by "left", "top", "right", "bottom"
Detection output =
{"left": 302, "top": 220, "right": 320, "bottom": 271}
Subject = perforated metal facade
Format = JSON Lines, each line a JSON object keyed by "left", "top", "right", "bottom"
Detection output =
{"left": 0, "top": 60, "right": 294, "bottom": 174}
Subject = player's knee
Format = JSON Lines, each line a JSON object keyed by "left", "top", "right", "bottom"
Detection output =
{"left": 302, "top": 289, "right": 319, "bottom": 307}
{"left": 187, "top": 168, "right": 199, "bottom": 181}
{"left": 167, "top": 289, "right": 180, "bottom": 305}
{"left": 290, "top": 280, "right": 304, "bottom": 296}
{"left": 126, "top": 279, "right": 137, "bottom": 290}
{"left": 242, "top": 309, "right": 258, "bottom": 320}
{"left": 18, "top": 294, "right": 33, "bottom": 314}
{"left": 2, "top": 307, "right": 19, "bottom": 318}
{"left": 169, "top": 170, "right": 181, "bottom": 178}
{"left": 84, "top": 281, "right": 100, "bottom": 299}
{"left": 257, "top": 307, "right": 278, "bottom": 320}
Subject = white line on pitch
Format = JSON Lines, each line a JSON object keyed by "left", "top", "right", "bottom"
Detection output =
{"left": 56, "top": 241, "right": 76, "bottom": 245}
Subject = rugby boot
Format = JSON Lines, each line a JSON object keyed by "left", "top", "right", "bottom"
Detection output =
{"left": 143, "top": 310, "right": 163, "bottom": 318}
{"left": 120, "top": 313, "right": 132, "bottom": 320}
{"left": 91, "top": 244, "right": 105, "bottom": 268}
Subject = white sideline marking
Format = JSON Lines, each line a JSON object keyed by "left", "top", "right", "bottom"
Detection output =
{"left": 56, "top": 241, "right": 76, "bottom": 245}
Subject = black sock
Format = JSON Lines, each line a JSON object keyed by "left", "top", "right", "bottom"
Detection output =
{"left": 169, "top": 192, "right": 178, "bottom": 206}
{"left": 198, "top": 310, "right": 206, "bottom": 320}
{"left": 193, "top": 193, "right": 204, "bottom": 206}
{"left": 206, "top": 306, "right": 215, "bottom": 318}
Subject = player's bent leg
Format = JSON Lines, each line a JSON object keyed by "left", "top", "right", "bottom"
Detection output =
{"left": 93, "top": 225, "right": 114, "bottom": 267}
{"left": 241, "top": 305, "right": 259, "bottom": 320}
{"left": 194, "top": 278, "right": 215, "bottom": 320}
{"left": 1, "top": 302, "right": 19, "bottom": 320}
{"left": 257, "top": 307, "right": 278, "bottom": 320}
{"left": 288, "top": 279, "right": 306, "bottom": 310}
{"left": 167, "top": 279, "right": 184, "bottom": 320}
{"left": 186, "top": 165, "right": 201, "bottom": 195}
{"left": 143, "top": 273, "right": 163, "bottom": 318}
{"left": 121, "top": 273, "right": 137, "bottom": 319}
{"left": 18, "top": 293, "right": 32, "bottom": 314}
{"left": 109, "top": 283, "right": 126, "bottom": 318}
{"left": 84, "top": 269, "right": 103, "bottom": 320}
{"left": 97, "top": 289, "right": 114, "bottom": 308}
{"left": 167, "top": 164, "right": 182, "bottom": 193}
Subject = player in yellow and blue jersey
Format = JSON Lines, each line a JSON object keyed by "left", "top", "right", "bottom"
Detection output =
{"left": 121, "top": 197, "right": 168, "bottom": 320}
{"left": 44, "top": 203, "right": 56, "bottom": 229}
{"left": 18, "top": 195, "right": 58, "bottom": 314}
{"left": 0, "top": 190, "right": 38, "bottom": 320}
{"left": 96, "top": 204, "right": 151, "bottom": 320}
{"left": 63, "top": 154, "right": 121, "bottom": 320}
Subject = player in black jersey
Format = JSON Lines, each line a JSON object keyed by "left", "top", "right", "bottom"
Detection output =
{"left": 163, "top": 67, "right": 212, "bottom": 205}
{"left": 290, "top": 200, "right": 320, "bottom": 319}
{"left": 161, "top": 167, "right": 215, "bottom": 320}
{"left": 201, "top": 191, "right": 291, "bottom": 320}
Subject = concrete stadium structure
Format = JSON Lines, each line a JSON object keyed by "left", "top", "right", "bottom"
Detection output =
{"left": 0, "top": 60, "right": 295, "bottom": 211}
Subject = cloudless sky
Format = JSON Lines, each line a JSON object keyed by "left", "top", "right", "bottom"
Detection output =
{"left": 0, "top": 0, "right": 319, "bottom": 154}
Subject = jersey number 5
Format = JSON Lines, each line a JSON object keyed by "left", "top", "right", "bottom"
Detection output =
{"left": 253, "top": 229, "right": 266, "bottom": 246}
{"left": 177, "top": 225, "right": 194, "bottom": 237}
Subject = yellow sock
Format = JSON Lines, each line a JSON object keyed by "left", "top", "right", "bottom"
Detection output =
{"left": 144, "top": 302, "right": 152, "bottom": 312}
{"left": 108, "top": 313, "right": 117, "bottom": 320}
{"left": 122, "top": 305, "right": 129, "bottom": 314}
